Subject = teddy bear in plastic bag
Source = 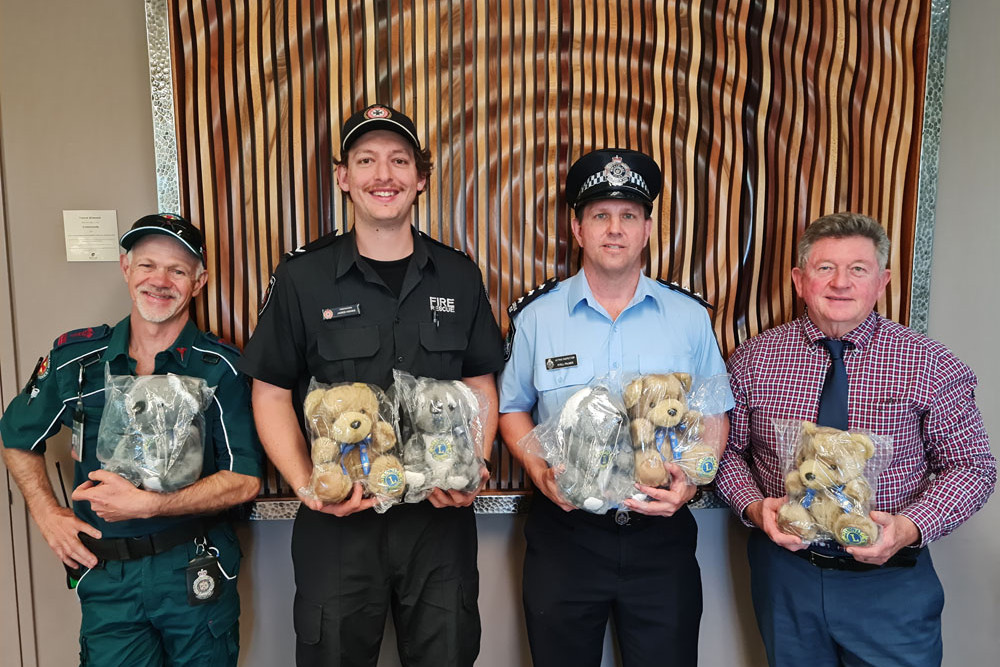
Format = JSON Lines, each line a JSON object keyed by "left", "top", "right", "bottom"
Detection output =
{"left": 625, "top": 372, "right": 726, "bottom": 487}
{"left": 302, "top": 381, "right": 404, "bottom": 512}
{"left": 394, "top": 370, "right": 485, "bottom": 503}
{"left": 523, "top": 383, "right": 635, "bottom": 514}
{"left": 96, "top": 369, "right": 215, "bottom": 492}
{"left": 776, "top": 421, "right": 891, "bottom": 547}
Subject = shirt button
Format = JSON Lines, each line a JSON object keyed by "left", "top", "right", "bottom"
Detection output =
{"left": 612, "top": 362, "right": 619, "bottom": 369}
{"left": 397, "top": 356, "right": 404, "bottom": 363}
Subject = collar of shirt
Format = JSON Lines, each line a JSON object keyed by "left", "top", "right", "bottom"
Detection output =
{"left": 335, "top": 226, "right": 433, "bottom": 281}
{"left": 565, "top": 268, "right": 658, "bottom": 320}
{"left": 102, "top": 316, "right": 201, "bottom": 371}
{"left": 799, "top": 310, "right": 879, "bottom": 353}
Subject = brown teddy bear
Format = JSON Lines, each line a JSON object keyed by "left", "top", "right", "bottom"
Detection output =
{"left": 624, "top": 373, "right": 719, "bottom": 487}
{"left": 776, "top": 422, "right": 879, "bottom": 547}
{"left": 303, "top": 382, "right": 404, "bottom": 506}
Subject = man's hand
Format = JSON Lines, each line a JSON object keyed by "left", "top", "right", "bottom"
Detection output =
{"left": 36, "top": 505, "right": 102, "bottom": 569}
{"left": 524, "top": 458, "right": 575, "bottom": 512}
{"left": 624, "top": 463, "right": 696, "bottom": 516}
{"left": 427, "top": 465, "right": 490, "bottom": 508}
{"left": 745, "top": 497, "right": 807, "bottom": 552}
{"left": 847, "top": 512, "right": 920, "bottom": 565}
{"left": 299, "top": 482, "right": 376, "bottom": 517}
{"left": 72, "top": 470, "right": 156, "bottom": 522}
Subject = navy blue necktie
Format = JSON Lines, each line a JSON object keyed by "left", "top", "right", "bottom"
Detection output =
{"left": 816, "top": 339, "right": 849, "bottom": 430}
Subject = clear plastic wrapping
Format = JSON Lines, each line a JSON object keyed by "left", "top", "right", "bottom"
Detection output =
{"left": 774, "top": 420, "right": 893, "bottom": 547}
{"left": 393, "top": 370, "right": 486, "bottom": 503}
{"left": 96, "top": 368, "right": 215, "bottom": 492}
{"left": 302, "top": 380, "right": 404, "bottom": 513}
{"left": 624, "top": 373, "right": 730, "bottom": 487}
{"left": 521, "top": 381, "right": 634, "bottom": 514}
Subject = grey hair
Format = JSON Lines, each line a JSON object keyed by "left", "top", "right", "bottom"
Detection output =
{"left": 797, "top": 212, "right": 890, "bottom": 270}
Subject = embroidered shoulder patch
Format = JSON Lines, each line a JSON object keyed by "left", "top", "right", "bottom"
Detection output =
{"left": 53, "top": 325, "right": 112, "bottom": 349}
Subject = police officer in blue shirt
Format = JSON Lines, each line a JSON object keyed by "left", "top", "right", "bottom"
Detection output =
{"left": 498, "top": 148, "right": 733, "bottom": 667}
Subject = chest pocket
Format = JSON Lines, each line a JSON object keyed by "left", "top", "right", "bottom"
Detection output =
{"left": 317, "top": 326, "right": 380, "bottom": 381}
{"left": 534, "top": 358, "right": 595, "bottom": 393}
{"left": 418, "top": 323, "right": 468, "bottom": 379}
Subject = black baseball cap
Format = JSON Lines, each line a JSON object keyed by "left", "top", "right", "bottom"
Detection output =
{"left": 119, "top": 213, "right": 205, "bottom": 264}
{"left": 565, "top": 148, "right": 662, "bottom": 213}
{"left": 340, "top": 104, "right": 422, "bottom": 154}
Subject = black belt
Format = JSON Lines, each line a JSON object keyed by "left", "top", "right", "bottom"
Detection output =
{"left": 79, "top": 518, "right": 221, "bottom": 562}
{"left": 792, "top": 545, "right": 922, "bottom": 572}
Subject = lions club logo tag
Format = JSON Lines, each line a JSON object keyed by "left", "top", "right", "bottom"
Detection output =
{"left": 429, "top": 437, "right": 454, "bottom": 461}
{"left": 379, "top": 467, "right": 403, "bottom": 492}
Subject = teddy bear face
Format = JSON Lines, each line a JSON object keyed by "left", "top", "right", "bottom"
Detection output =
{"left": 624, "top": 373, "right": 693, "bottom": 428}
{"left": 795, "top": 424, "right": 874, "bottom": 486}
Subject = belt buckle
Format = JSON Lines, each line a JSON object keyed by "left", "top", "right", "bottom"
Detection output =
{"left": 614, "top": 509, "right": 631, "bottom": 526}
{"left": 806, "top": 549, "right": 838, "bottom": 569}
{"left": 126, "top": 533, "right": 156, "bottom": 559}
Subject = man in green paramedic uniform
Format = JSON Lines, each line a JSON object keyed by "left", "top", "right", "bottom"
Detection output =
{"left": 0, "top": 214, "right": 262, "bottom": 666}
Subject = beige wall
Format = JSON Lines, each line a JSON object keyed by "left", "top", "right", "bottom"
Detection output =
{"left": 0, "top": 1, "right": 996, "bottom": 666}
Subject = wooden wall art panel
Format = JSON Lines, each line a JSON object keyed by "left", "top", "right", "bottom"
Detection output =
{"left": 161, "top": 0, "right": 935, "bottom": 499}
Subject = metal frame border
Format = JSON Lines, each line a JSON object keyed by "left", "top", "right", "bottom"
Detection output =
{"left": 144, "top": 0, "right": 950, "bottom": 515}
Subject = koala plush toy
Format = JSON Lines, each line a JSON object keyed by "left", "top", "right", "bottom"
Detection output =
{"left": 398, "top": 376, "right": 483, "bottom": 503}
{"left": 776, "top": 422, "right": 880, "bottom": 547}
{"left": 97, "top": 372, "right": 215, "bottom": 492}
{"left": 543, "top": 385, "right": 635, "bottom": 514}
{"left": 304, "top": 381, "right": 404, "bottom": 509}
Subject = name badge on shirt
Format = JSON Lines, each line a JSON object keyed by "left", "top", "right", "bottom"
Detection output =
{"left": 545, "top": 354, "right": 578, "bottom": 370}
{"left": 322, "top": 304, "right": 361, "bottom": 320}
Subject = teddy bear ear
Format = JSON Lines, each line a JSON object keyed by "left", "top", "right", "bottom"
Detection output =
{"left": 623, "top": 379, "right": 644, "bottom": 409}
{"left": 851, "top": 433, "right": 875, "bottom": 459}
{"left": 675, "top": 373, "right": 692, "bottom": 393}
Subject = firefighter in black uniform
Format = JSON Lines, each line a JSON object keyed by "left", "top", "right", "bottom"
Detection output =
{"left": 239, "top": 104, "right": 503, "bottom": 667}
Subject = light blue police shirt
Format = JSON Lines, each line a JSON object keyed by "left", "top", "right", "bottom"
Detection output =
{"left": 498, "top": 268, "right": 734, "bottom": 425}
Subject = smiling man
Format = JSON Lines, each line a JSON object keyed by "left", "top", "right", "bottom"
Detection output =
{"left": 240, "top": 104, "right": 503, "bottom": 667}
{"left": 715, "top": 212, "right": 995, "bottom": 666}
{"left": 498, "top": 148, "right": 732, "bottom": 667}
{"left": 0, "top": 213, "right": 262, "bottom": 666}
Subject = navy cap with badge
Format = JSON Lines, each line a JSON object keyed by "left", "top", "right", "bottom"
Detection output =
{"left": 340, "top": 103, "right": 422, "bottom": 154}
{"left": 119, "top": 213, "right": 205, "bottom": 265}
{"left": 565, "top": 148, "right": 662, "bottom": 215}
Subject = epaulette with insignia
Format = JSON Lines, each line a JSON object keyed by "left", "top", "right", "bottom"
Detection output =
{"left": 507, "top": 277, "right": 559, "bottom": 320}
{"left": 655, "top": 279, "right": 713, "bottom": 309}
{"left": 503, "top": 278, "right": 558, "bottom": 362}
{"left": 204, "top": 332, "right": 240, "bottom": 355}
{"left": 53, "top": 324, "right": 112, "bottom": 349}
{"left": 418, "top": 230, "right": 474, "bottom": 261}
{"left": 282, "top": 231, "right": 340, "bottom": 262}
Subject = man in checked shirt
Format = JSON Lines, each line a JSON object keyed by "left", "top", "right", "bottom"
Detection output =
{"left": 714, "top": 212, "right": 995, "bottom": 667}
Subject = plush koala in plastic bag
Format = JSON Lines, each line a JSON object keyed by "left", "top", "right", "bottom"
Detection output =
{"left": 395, "top": 372, "right": 485, "bottom": 503}
{"left": 96, "top": 370, "right": 215, "bottom": 492}
{"left": 526, "top": 384, "right": 634, "bottom": 514}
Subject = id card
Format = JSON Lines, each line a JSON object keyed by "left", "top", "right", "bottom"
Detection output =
{"left": 71, "top": 405, "right": 84, "bottom": 462}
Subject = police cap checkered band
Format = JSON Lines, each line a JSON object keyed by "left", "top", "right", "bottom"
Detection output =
{"left": 565, "top": 148, "right": 662, "bottom": 211}
{"left": 340, "top": 104, "right": 422, "bottom": 153}
{"left": 119, "top": 213, "right": 205, "bottom": 264}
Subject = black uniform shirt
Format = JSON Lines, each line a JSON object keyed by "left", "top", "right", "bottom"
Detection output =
{"left": 239, "top": 227, "right": 504, "bottom": 421}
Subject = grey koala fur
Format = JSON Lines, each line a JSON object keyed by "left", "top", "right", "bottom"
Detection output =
{"left": 401, "top": 379, "right": 483, "bottom": 503}
{"left": 97, "top": 373, "right": 213, "bottom": 492}
{"left": 553, "top": 385, "right": 635, "bottom": 514}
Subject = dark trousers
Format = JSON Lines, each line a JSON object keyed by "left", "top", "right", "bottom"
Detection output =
{"left": 748, "top": 529, "right": 944, "bottom": 667}
{"left": 522, "top": 496, "right": 702, "bottom": 667}
{"left": 291, "top": 502, "right": 480, "bottom": 667}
